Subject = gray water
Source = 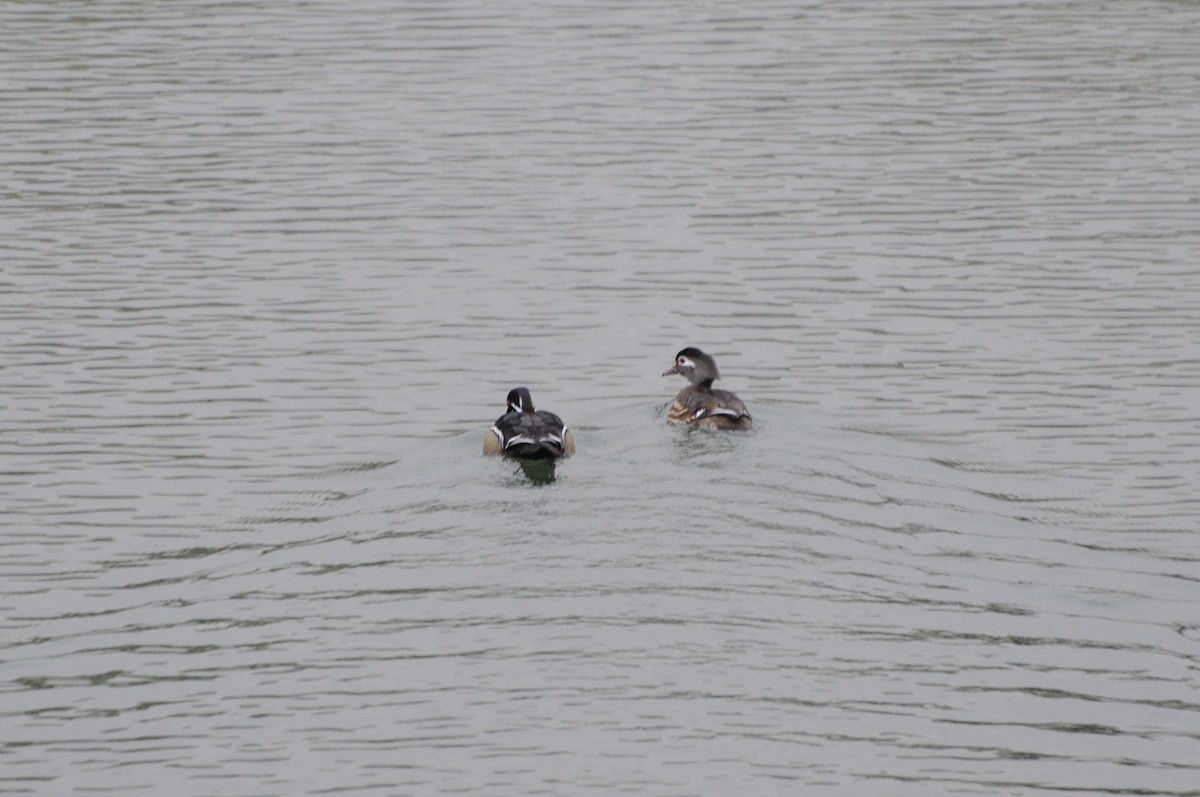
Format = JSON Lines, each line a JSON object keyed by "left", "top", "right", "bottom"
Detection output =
{"left": 3, "top": 1, "right": 1199, "bottom": 794}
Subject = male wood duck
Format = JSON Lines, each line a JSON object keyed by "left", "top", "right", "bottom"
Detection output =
{"left": 662, "top": 347, "right": 754, "bottom": 431}
{"left": 483, "top": 387, "right": 575, "bottom": 460}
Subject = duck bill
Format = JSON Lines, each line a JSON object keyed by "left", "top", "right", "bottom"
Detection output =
{"left": 662, "top": 364, "right": 680, "bottom": 376}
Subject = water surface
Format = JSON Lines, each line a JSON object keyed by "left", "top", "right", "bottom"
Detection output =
{"left": 3, "top": 1, "right": 1199, "bottom": 795}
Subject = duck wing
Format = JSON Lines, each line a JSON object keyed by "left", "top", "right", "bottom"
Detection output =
{"left": 490, "top": 410, "right": 571, "bottom": 460}
{"left": 667, "top": 388, "right": 752, "bottom": 427}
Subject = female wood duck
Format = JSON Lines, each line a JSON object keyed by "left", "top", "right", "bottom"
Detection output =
{"left": 483, "top": 387, "right": 575, "bottom": 460}
{"left": 662, "top": 347, "right": 754, "bottom": 431}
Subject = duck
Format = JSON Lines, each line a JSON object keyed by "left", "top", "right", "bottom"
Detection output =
{"left": 483, "top": 387, "right": 575, "bottom": 460}
{"left": 662, "top": 347, "right": 754, "bottom": 431}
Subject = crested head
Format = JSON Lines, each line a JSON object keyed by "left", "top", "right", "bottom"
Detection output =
{"left": 663, "top": 346, "right": 719, "bottom": 387}
{"left": 506, "top": 386, "right": 534, "bottom": 414}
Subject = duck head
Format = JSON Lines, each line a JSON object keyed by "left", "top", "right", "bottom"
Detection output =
{"left": 662, "top": 347, "right": 720, "bottom": 388}
{"left": 505, "top": 387, "right": 534, "bottom": 414}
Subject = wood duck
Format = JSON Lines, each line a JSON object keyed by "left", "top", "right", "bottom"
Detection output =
{"left": 483, "top": 387, "right": 575, "bottom": 460}
{"left": 662, "top": 347, "right": 754, "bottom": 431}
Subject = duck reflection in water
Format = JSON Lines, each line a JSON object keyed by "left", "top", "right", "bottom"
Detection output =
{"left": 515, "top": 458, "right": 558, "bottom": 485}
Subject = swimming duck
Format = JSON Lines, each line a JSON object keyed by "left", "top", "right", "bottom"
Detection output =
{"left": 483, "top": 387, "right": 575, "bottom": 460}
{"left": 662, "top": 347, "right": 753, "bottom": 431}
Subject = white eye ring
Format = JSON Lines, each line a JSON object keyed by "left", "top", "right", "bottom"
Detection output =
{"left": 679, "top": 357, "right": 694, "bottom": 367}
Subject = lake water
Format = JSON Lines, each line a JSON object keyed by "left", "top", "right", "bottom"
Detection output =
{"left": 3, "top": 1, "right": 1199, "bottom": 794}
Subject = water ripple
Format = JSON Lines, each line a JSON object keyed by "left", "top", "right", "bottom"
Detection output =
{"left": 3, "top": 0, "right": 1199, "bottom": 795}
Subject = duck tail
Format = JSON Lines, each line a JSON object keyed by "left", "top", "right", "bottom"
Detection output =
{"left": 504, "top": 440, "right": 564, "bottom": 460}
